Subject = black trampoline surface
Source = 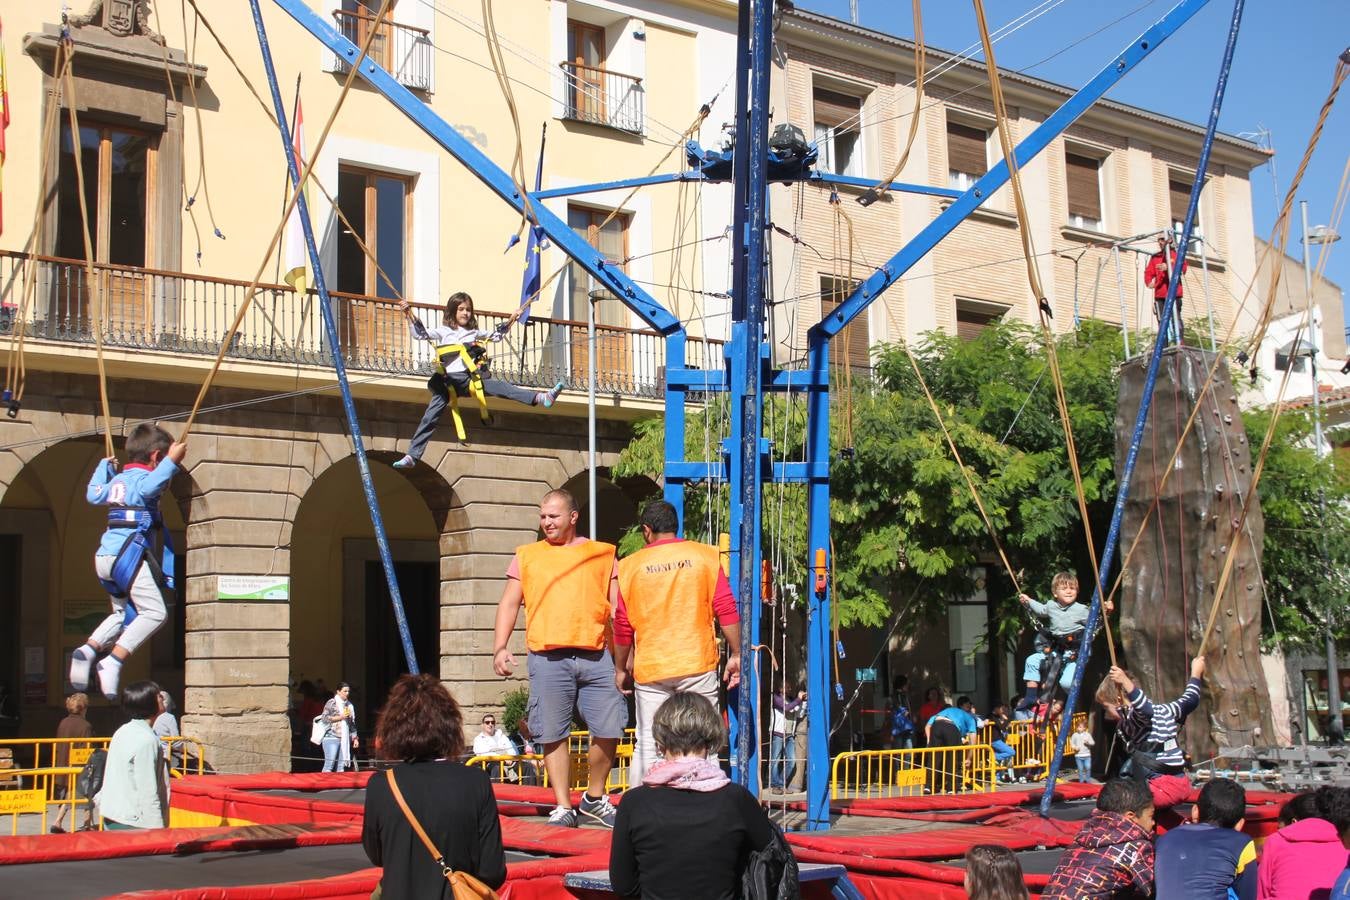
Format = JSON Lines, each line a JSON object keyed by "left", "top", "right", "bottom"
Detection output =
{"left": 256, "top": 788, "right": 368, "bottom": 805}
{"left": 0, "top": 844, "right": 542, "bottom": 898}
{"left": 950, "top": 847, "right": 1066, "bottom": 875}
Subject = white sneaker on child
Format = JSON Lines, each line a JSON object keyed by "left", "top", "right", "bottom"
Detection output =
{"left": 538, "top": 382, "right": 564, "bottom": 409}
{"left": 96, "top": 656, "right": 123, "bottom": 701}
{"left": 69, "top": 646, "right": 96, "bottom": 692}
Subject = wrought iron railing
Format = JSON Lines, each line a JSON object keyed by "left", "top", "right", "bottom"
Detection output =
{"left": 0, "top": 251, "right": 722, "bottom": 400}
{"left": 332, "top": 9, "right": 433, "bottom": 92}
{"left": 561, "top": 61, "right": 644, "bottom": 135}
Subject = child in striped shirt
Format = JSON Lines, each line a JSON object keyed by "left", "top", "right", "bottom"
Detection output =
{"left": 1097, "top": 655, "right": 1205, "bottom": 813}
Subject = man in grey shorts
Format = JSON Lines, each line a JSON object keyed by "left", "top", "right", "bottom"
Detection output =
{"left": 492, "top": 489, "right": 627, "bottom": 827}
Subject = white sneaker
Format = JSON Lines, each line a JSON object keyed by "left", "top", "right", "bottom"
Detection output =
{"left": 547, "top": 806, "right": 577, "bottom": 827}
{"left": 69, "top": 647, "right": 96, "bottom": 692}
{"left": 96, "top": 656, "right": 123, "bottom": 701}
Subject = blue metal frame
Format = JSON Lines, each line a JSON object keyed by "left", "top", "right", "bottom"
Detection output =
{"left": 1038, "top": 0, "right": 1246, "bottom": 815}
{"left": 266, "top": 0, "right": 1221, "bottom": 831}
{"left": 248, "top": 0, "right": 420, "bottom": 674}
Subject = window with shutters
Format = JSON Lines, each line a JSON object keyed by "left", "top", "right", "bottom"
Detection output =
{"left": 1168, "top": 172, "right": 1204, "bottom": 238}
{"left": 813, "top": 87, "right": 864, "bottom": 177}
{"left": 946, "top": 120, "right": 989, "bottom": 191}
{"left": 1064, "top": 150, "right": 1103, "bottom": 231}
{"left": 820, "top": 275, "right": 871, "bottom": 370}
{"left": 954, "top": 298, "right": 1008, "bottom": 342}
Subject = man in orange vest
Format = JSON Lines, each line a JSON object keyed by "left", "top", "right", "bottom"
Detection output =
{"left": 613, "top": 500, "right": 742, "bottom": 783}
{"left": 492, "top": 488, "right": 627, "bottom": 828}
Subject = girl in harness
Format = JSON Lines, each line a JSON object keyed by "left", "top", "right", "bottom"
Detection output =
{"left": 73, "top": 424, "right": 185, "bottom": 700}
{"left": 392, "top": 292, "right": 564, "bottom": 468}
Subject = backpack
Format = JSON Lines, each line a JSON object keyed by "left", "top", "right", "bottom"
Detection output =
{"left": 891, "top": 704, "right": 915, "bottom": 737}
{"left": 742, "top": 822, "right": 801, "bottom": 900}
{"left": 77, "top": 748, "right": 108, "bottom": 799}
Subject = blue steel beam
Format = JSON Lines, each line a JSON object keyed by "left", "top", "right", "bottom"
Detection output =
{"left": 807, "top": 171, "right": 961, "bottom": 200}
{"left": 532, "top": 171, "right": 707, "bottom": 200}
{"left": 248, "top": 0, "right": 420, "bottom": 674}
{"left": 1038, "top": 0, "right": 1245, "bottom": 816}
{"left": 803, "top": 336, "right": 832, "bottom": 830}
{"left": 811, "top": 0, "right": 1214, "bottom": 342}
{"left": 728, "top": 0, "right": 773, "bottom": 794}
{"left": 268, "top": 0, "right": 679, "bottom": 336}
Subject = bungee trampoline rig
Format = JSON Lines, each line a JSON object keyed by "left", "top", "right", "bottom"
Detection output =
{"left": 250, "top": 0, "right": 1247, "bottom": 830}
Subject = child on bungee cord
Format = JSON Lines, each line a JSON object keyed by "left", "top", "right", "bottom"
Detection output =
{"left": 392, "top": 292, "right": 563, "bottom": 468}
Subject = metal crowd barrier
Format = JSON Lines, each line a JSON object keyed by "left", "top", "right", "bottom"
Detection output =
{"left": 466, "top": 742, "right": 633, "bottom": 792}
{"left": 830, "top": 744, "right": 998, "bottom": 800}
{"left": 0, "top": 735, "right": 208, "bottom": 836}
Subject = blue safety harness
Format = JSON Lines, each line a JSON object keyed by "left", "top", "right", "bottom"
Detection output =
{"left": 100, "top": 506, "right": 176, "bottom": 624}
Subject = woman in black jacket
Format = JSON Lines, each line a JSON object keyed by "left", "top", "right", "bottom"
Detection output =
{"left": 362, "top": 674, "right": 506, "bottom": 898}
{"left": 610, "top": 692, "right": 774, "bottom": 899}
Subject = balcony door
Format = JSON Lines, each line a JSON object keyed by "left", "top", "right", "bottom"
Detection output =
{"left": 55, "top": 121, "right": 156, "bottom": 338}
{"left": 339, "top": 0, "right": 394, "bottom": 71}
{"left": 566, "top": 20, "right": 606, "bottom": 124}
{"left": 336, "top": 165, "right": 412, "bottom": 366}
{"left": 567, "top": 206, "right": 631, "bottom": 386}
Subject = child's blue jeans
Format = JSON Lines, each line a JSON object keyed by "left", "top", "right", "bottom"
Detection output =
{"left": 1075, "top": 756, "right": 1092, "bottom": 781}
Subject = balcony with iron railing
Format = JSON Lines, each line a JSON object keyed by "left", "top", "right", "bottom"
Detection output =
{"left": 331, "top": 9, "right": 433, "bottom": 92}
{"left": 0, "top": 251, "right": 723, "bottom": 400}
{"left": 560, "top": 62, "right": 644, "bottom": 135}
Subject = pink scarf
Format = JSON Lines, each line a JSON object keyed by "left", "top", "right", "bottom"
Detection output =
{"left": 642, "top": 756, "right": 730, "bottom": 792}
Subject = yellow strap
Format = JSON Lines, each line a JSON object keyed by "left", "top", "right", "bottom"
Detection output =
{"left": 437, "top": 344, "right": 492, "bottom": 438}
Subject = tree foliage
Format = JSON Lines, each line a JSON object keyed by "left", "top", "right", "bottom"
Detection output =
{"left": 614, "top": 319, "right": 1347, "bottom": 649}
{"left": 1244, "top": 406, "right": 1350, "bottom": 649}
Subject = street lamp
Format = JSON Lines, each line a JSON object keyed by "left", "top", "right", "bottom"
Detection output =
{"left": 1300, "top": 201, "right": 1342, "bottom": 743}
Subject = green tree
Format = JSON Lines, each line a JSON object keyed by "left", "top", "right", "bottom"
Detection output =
{"left": 1244, "top": 406, "right": 1350, "bottom": 648}
{"left": 614, "top": 319, "right": 1345, "bottom": 651}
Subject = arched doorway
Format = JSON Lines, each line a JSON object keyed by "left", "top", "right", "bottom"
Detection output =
{"left": 288, "top": 456, "right": 453, "bottom": 763}
{"left": 0, "top": 438, "right": 190, "bottom": 738}
{"left": 560, "top": 469, "right": 658, "bottom": 544}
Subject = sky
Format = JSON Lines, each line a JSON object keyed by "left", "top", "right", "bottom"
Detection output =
{"left": 796, "top": 0, "right": 1350, "bottom": 327}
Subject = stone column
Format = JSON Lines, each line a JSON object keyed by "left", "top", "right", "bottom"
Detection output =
{"left": 181, "top": 416, "right": 313, "bottom": 773}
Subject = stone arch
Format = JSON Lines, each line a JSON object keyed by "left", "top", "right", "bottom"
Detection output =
{"left": 0, "top": 433, "right": 194, "bottom": 738}
{"left": 559, "top": 467, "right": 654, "bottom": 544}
{"left": 288, "top": 453, "right": 459, "bottom": 749}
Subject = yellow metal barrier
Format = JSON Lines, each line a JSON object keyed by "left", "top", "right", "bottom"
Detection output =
{"left": 978, "top": 713, "right": 1088, "bottom": 782}
{"left": 0, "top": 735, "right": 209, "bottom": 835}
{"left": 466, "top": 742, "right": 632, "bottom": 792}
{"left": 830, "top": 744, "right": 997, "bottom": 800}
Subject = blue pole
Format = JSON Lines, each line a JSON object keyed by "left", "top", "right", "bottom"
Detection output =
{"left": 724, "top": 0, "right": 753, "bottom": 786}
{"left": 731, "top": 0, "right": 772, "bottom": 793}
{"left": 663, "top": 331, "right": 687, "bottom": 527}
{"left": 248, "top": 0, "right": 420, "bottom": 676}
{"left": 1039, "top": 0, "right": 1245, "bottom": 816}
{"left": 804, "top": 338, "right": 832, "bottom": 829}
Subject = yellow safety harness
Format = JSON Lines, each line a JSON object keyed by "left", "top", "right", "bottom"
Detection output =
{"left": 435, "top": 342, "right": 492, "bottom": 440}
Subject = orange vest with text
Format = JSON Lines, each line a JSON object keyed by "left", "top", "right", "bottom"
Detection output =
{"left": 618, "top": 540, "right": 722, "bottom": 683}
{"left": 517, "top": 539, "right": 616, "bottom": 652}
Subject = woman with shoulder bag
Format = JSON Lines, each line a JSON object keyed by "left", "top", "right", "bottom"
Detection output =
{"left": 362, "top": 674, "right": 506, "bottom": 899}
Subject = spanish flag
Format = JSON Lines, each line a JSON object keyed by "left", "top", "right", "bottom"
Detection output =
{"left": 1, "top": 16, "right": 10, "bottom": 236}
{"left": 282, "top": 97, "right": 309, "bottom": 296}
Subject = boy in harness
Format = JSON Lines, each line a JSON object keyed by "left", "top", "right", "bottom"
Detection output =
{"left": 73, "top": 424, "right": 185, "bottom": 700}
{"left": 1098, "top": 655, "right": 1205, "bottom": 813}
{"left": 392, "top": 292, "right": 564, "bottom": 468}
{"left": 1017, "top": 572, "right": 1113, "bottom": 711}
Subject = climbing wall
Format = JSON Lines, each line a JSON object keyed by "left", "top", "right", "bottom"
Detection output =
{"left": 1115, "top": 346, "right": 1272, "bottom": 762}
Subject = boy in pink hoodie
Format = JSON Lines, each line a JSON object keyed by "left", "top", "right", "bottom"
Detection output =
{"left": 1258, "top": 786, "right": 1350, "bottom": 900}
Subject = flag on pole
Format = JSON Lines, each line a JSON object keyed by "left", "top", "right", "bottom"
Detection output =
{"left": 517, "top": 128, "right": 547, "bottom": 326}
{"left": 0, "top": 16, "right": 11, "bottom": 236}
{"left": 282, "top": 97, "right": 309, "bottom": 296}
